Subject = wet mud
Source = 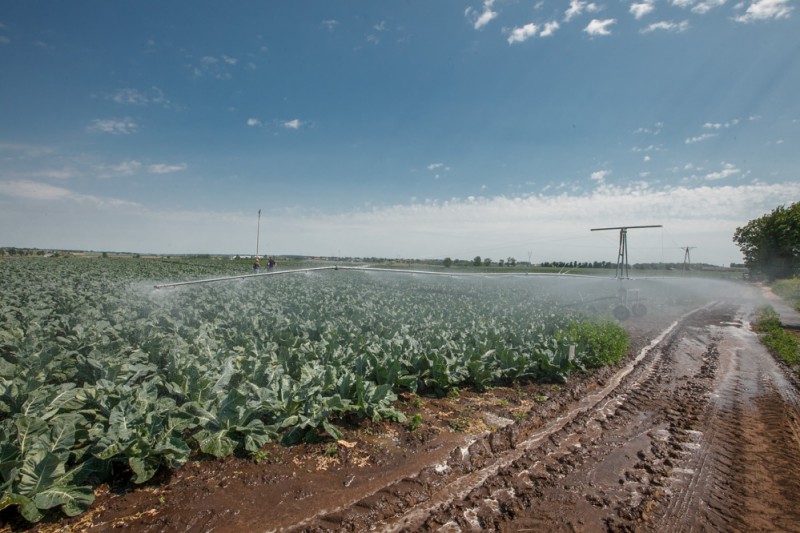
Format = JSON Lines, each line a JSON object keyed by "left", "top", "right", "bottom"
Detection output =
{"left": 11, "top": 299, "right": 800, "bottom": 533}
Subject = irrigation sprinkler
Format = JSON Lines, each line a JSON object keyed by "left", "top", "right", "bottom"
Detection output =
{"left": 681, "top": 246, "right": 696, "bottom": 271}
{"left": 152, "top": 265, "right": 603, "bottom": 290}
{"left": 590, "top": 225, "right": 662, "bottom": 279}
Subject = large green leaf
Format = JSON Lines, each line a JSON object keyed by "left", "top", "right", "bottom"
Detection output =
{"left": 33, "top": 484, "right": 94, "bottom": 516}
{"left": 196, "top": 429, "right": 236, "bottom": 458}
{"left": 18, "top": 451, "right": 64, "bottom": 498}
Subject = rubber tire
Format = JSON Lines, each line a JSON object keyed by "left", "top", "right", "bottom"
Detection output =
{"left": 613, "top": 305, "right": 631, "bottom": 321}
{"left": 631, "top": 303, "right": 647, "bottom": 317}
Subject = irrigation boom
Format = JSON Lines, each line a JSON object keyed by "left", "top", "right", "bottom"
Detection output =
{"left": 152, "top": 265, "right": 604, "bottom": 289}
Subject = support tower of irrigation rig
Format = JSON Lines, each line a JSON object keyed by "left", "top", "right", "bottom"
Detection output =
{"left": 591, "top": 225, "right": 663, "bottom": 279}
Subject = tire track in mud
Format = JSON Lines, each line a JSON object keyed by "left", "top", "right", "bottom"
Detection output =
{"left": 289, "top": 302, "right": 800, "bottom": 532}
{"left": 659, "top": 314, "right": 800, "bottom": 533}
{"left": 286, "top": 304, "right": 728, "bottom": 532}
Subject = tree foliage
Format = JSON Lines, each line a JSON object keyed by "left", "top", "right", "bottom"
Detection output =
{"left": 733, "top": 202, "right": 800, "bottom": 280}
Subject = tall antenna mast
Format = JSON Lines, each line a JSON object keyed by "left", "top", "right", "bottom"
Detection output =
{"left": 681, "top": 246, "right": 696, "bottom": 271}
{"left": 591, "top": 225, "right": 662, "bottom": 279}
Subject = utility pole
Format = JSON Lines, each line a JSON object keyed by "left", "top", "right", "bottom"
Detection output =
{"left": 591, "top": 225, "right": 662, "bottom": 279}
{"left": 255, "top": 209, "right": 261, "bottom": 258}
{"left": 681, "top": 246, "right": 696, "bottom": 271}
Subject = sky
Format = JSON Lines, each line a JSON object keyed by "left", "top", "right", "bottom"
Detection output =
{"left": 1, "top": 1, "right": 798, "bottom": 266}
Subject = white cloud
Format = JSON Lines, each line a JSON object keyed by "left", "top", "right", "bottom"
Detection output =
{"left": 590, "top": 170, "right": 611, "bottom": 183}
{"left": 540, "top": 21, "right": 561, "bottom": 37}
{"left": 373, "top": 21, "right": 387, "bottom": 31}
{"left": 703, "top": 118, "right": 739, "bottom": 129}
{"left": 109, "top": 86, "right": 171, "bottom": 108}
{"left": 97, "top": 160, "right": 142, "bottom": 178}
{"left": 704, "top": 162, "right": 741, "bottom": 181}
{"left": 584, "top": 18, "right": 617, "bottom": 35}
{"left": 508, "top": 23, "right": 539, "bottom": 43}
{"left": 87, "top": 118, "right": 138, "bottom": 135}
{"left": 467, "top": 0, "right": 499, "bottom": 30}
{"left": 692, "top": 0, "right": 728, "bottom": 14}
{"left": 321, "top": 19, "right": 339, "bottom": 31}
{"left": 685, "top": 132, "right": 717, "bottom": 143}
{"left": 634, "top": 122, "right": 664, "bottom": 135}
{"left": 0, "top": 142, "right": 55, "bottom": 158}
{"left": 148, "top": 163, "right": 187, "bottom": 174}
{"left": 0, "top": 36, "right": 10, "bottom": 44}
{"left": 670, "top": 0, "right": 726, "bottom": 10}
{"left": 0, "top": 180, "right": 72, "bottom": 200}
{"left": 565, "top": 0, "right": 602, "bottom": 22}
{"left": 111, "top": 88, "right": 148, "bottom": 105}
{"left": 0, "top": 180, "right": 139, "bottom": 209}
{"left": 191, "top": 55, "right": 238, "bottom": 79}
{"left": 630, "top": 1, "right": 656, "bottom": 19}
{"left": 735, "top": 0, "right": 793, "bottom": 20}
{"left": 247, "top": 118, "right": 262, "bottom": 127}
{"left": 283, "top": 119, "right": 302, "bottom": 130}
{"left": 427, "top": 163, "right": 445, "bottom": 171}
{"left": 641, "top": 20, "right": 690, "bottom": 32}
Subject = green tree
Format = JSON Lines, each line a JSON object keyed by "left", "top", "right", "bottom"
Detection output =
{"left": 483, "top": 257, "right": 492, "bottom": 267}
{"left": 472, "top": 256, "right": 482, "bottom": 266}
{"left": 733, "top": 202, "right": 800, "bottom": 280}
{"left": 443, "top": 257, "right": 453, "bottom": 268}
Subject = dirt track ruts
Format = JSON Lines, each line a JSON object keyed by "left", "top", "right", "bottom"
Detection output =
{"left": 291, "top": 302, "right": 800, "bottom": 532}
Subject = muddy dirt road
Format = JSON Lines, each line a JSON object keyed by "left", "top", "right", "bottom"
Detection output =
{"left": 28, "top": 298, "right": 800, "bottom": 533}
{"left": 274, "top": 302, "right": 799, "bottom": 533}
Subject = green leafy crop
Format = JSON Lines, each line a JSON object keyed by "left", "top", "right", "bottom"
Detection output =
{"left": 0, "top": 257, "right": 629, "bottom": 522}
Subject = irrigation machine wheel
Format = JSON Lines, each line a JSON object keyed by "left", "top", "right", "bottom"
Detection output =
{"left": 613, "top": 304, "right": 632, "bottom": 321}
{"left": 631, "top": 302, "right": 647, "bottom": 317}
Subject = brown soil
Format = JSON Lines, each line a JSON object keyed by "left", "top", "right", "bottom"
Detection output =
{"left": 7, "top": 295, "right": 800, "bottom": 533}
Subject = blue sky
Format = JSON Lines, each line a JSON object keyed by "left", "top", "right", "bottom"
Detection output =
{"left": 1, "top": 1, "right": 798, "bottom": 265}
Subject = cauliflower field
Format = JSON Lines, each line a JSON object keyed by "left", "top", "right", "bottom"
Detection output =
{"left": 0, "top": 257, "right": 627, "bottom": 523}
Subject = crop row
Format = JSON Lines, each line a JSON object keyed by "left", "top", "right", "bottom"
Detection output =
{"left": 0, "top": 257, "right": 627, "bottom": 523}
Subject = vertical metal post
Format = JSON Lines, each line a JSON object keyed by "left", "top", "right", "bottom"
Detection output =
{"left": 256, "top": 209, "right": 261, "bottom": 258}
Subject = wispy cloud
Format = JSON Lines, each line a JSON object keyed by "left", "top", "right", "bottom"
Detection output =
{"left": 321, "top": 19, "right": 339, "bottom": 31}
{"left": 190, "top": 54, "right": 239, "bottom": 79}
{"left": 584, "top": 18, "right": 617, "bottom": 36}
{"left": 703, "top": 118, "right": 740, "bottom": 129}
{"left": 641, "top": 20, "right": 690, "bottom": 32}
{"left": 669, "top": 0, "right": 728, "bottom": 12}
{"left": 466, "top": 0, "right": 498, "bottom": 30}
{"left": 565, "top": 0, "right": 602, "bottom": 22}
{"left": 692, "top": 0, "right": 728, "bottom": 14}
{"left": 590, "top": 170, "right": 611, "bottom": 183}
{"left": 246, "top": 117, "right": 262, "bottom": 127}
{"left": 0, "top": 142, "right": 55, "bottom": 158}
{"left": 0, "top": 36, "right": 9, "bottom": 45}
{"left": 87, "top": 118, "right": 138, "bottom": 135}
{"left": 0, "top": 179, "right": 140, "bottom": 208}
{"left": 735, "top": 0, "right": 793, "bottom": 21}
{"left": 630, "top": 1, "right": 656, "bottom": 19}
{"left": 704, "top": 162, "right": 741, "bottom": 180}
{"left": 148, "top": 163, "right": 187, "bottom": 174}
{"left": 634, "top": 122, "right": 664, "bottom": 135}
{"left": 685, "top": 132, "right": 717, "bottom": 143}
{"left": 109, "top": 86, "right": 171, "bottom": 108}
{"left": 283, "top": 119, "right": 303, "bottom": 130}
{"left": 97, "top": 160, "right": 142, "bottom": 178}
